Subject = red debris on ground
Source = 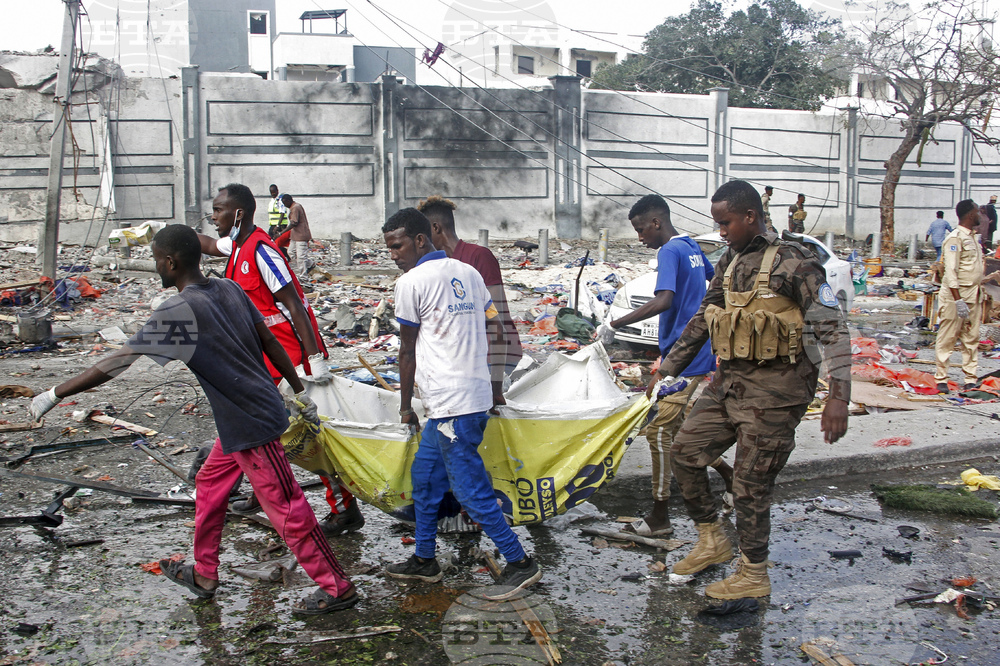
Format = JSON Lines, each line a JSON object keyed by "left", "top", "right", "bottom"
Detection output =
{"left": 139, "top": 553, "right": 185, "bottom": 575}
{"left": 873, "top": 436, "right": 913, "bottom": 448}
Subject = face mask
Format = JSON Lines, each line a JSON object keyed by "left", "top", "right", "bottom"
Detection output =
{"left": 229, "top": 211, "right": 242, "bottom": 241}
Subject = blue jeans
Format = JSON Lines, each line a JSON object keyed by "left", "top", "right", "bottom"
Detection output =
{"left": 412, "top": 412, "right": 526, "bottom": 563}
{"left": 935, "top": 245, "right": 942, "bottom": 260}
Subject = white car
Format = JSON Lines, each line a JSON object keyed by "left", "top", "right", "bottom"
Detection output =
{"left": 606, "top": 231, "right": 854, "bottom": 348}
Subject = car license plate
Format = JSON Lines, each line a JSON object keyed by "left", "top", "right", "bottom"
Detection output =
{"left": 641, "top": 322, "right": 658, "bottom": 338}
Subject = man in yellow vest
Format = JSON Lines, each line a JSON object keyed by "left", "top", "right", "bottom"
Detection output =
{"left": 267, "top": 184, "right": 287, "bottom": 240}
{"left": 935, "top": 199, "right": 985, "bottom": 392}
{"left": 656, "top": 180, "right": 851, "bottom": 599}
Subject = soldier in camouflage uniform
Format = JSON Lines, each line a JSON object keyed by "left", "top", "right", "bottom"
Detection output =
{"left": 654, "top": 180, "right": 851, "bottom": 599}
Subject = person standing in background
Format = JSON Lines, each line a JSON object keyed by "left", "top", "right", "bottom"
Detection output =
{"left": 267, "top": 184, "right": 286, "bottom": 240}
{"left": 935, "top": 200, "right": 985, "bottom": 393}
{"left": 282, "top": 194, "right": 312, "bottom": 279}
{"left": 985, "top": 195, "right": 997, "bottom": 249}
{"left": 760, "top": 186, "right": 774, "bottom": 233}
{"left": 926, "top": 211, "right": 953, "bottom": 261}
{"left": 420, "top": 195, "right": 523, "bottom": 377}
{"left": 788, "top": 194, "right": 806, "bottom": 234}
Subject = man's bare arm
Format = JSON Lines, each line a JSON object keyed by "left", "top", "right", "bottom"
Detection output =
{"left": 273, "top": 283, "right": 321, "bottom": 357}
{"left": 198, "top": 233, "right": 223, "bottom": 257}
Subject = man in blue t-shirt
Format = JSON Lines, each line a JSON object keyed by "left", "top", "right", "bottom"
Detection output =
{"left": 597, "top": 194, "right": 733, "bottom": 537}
{"left": 926, "top": 211, "right": 953, "bottom": 260}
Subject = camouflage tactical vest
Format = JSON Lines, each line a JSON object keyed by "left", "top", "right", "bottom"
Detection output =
{"left": 703, "top": 244, "right": 804, "bottom": 363}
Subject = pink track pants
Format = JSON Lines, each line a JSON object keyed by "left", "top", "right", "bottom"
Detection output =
{"left": 193, "top": 438, "right": 352, "bottom": 597}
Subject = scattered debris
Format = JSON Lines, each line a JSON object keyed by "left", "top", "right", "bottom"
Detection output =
{"left": 960, "top": 468, "right": 1000, "bottom": 491}
{"left": 140, "top": 553, "right": 185, "bottom": 575}
{"left": 800, "top": 639, "right": 857, "bottom": 666}
{"left": 873, "top": 436, "right": 913, "bottom": 448}
{"left": 881, "top": 547, "right": 912, "bottom": 564}
{"left": 580, "top": 526, "right": 687, "bottom": 551}
{"left": 872, "top": 484, "right": 999, "bottom": 519}
{"left": 231, "top": 554, "right": 298, "bottom": 582}
{"left": 263, "top": 625, "right": 402, "bottom": 645}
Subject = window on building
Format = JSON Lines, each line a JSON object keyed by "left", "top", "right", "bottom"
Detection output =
{"left": 249, "top": 12, "right": 267, "bottom": 35}
{"left": 575, "top": 59, "right": 592, "bottom": 77}
{"left": 517, "top": 55, "right": 534, "bottom": 75}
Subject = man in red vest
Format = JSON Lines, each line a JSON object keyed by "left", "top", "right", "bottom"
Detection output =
{"left": 197, "top": 183, "right": 364, "bottom": 537}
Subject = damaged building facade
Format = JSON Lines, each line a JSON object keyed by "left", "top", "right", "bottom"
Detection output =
{"left": 0, "top": 6, "right": 998, "bottom": 245}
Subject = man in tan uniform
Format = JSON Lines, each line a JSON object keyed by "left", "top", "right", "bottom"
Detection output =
{"left": 761, "top": 186, "right": 774, "bottom": 232}
{"left": 656, "top": 180, "right": 851, "bottom": 599}
{"left": 935, "top": 199, "right": 985, "bottom": 392}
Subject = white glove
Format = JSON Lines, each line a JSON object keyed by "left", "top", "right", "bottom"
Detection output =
{"left": 306, "top": 353, "right": 332, "bottom": 384}
{"left": 30, "top": 387, "right": 59, "bottom": 421}
{"left": 594, "top": 323, "right": 616, "bottom": 346}
{"left": 955, "top": 300, "right": 970, "bottom": 319}
{"left": 651, "top": 374, "right": 678, "bottom": 397}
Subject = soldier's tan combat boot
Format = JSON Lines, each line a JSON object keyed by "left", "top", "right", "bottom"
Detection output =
{"left": 672, "top": 519, "right": 733, "bottom": 575}
{"left": 704, "top": 554, "right": 770, "bottom": 599}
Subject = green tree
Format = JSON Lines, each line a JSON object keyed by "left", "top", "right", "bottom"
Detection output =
{"left": 590, "top": 0, "right": 846, "bottom": 110}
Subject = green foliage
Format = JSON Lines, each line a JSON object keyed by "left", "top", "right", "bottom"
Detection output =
{"left": 871, "top": 483, "right": 999, "bottom": 519}
{"left": 588, "top": 0, "right": 846, "bottom": 110}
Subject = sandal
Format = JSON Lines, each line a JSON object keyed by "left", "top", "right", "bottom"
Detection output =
{"left": 621, "top": 518, "right": 674, "bottom": 537}
{"left": 292, "top": 585, "right": 359, "bottom": 616}
{"left": 160, "top": 559, "right": 216, "bottom": 599}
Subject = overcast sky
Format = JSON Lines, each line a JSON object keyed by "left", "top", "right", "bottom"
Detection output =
{"left": 2, "top": 0, "right": 997, "bottom": 56}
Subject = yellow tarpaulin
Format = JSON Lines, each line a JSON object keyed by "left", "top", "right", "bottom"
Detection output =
{"left": 281, "top": 344, "right": 650, "bottom": 525}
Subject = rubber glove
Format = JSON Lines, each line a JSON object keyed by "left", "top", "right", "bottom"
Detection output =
{"left": 306, "top": 353, "right": 332, "bottom": 384}
{"left": 30, "top": 387, "right": 59, "bottom": 421}
{"left": 955, "top": 300, "right": 970, "bottom": 319}
{"left": 594, "top": 323, "right": 616, "bottom": 346}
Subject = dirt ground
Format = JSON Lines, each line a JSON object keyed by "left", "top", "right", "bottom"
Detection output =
{"left": 2, "top": 233, "right": 1000, "bottom": 665}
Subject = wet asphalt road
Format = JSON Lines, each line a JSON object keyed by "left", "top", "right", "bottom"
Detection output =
{"left": 2, "top": 417, "right": 998, "bottom": 666}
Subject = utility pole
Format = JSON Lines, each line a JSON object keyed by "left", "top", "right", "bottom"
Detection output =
{"left": 38, "top": 0, "right": 81, "bottom": 279}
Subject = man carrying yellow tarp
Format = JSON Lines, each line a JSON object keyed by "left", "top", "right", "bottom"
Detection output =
{"left": 381, "top": 207, "right": 542, "bottom": 601}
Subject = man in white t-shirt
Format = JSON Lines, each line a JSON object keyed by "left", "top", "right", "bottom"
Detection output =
{"left": 381, "top": 208, "right": 541, "bottom": 600}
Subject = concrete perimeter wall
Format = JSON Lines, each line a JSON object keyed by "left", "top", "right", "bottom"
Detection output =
{"left": 1, "top": 59, "right": 998, "bottom": 244}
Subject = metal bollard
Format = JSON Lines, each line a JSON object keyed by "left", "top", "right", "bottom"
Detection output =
{"left": 871, "top": 231, "right": 881, "bottom": 258}
{"left": 598, "top": 227, "right": 609, "bottom": 262}
{"left": 539, "top": 229, "right": 549, "bottom": 265}
{"left": 825, "top": 231, "right": 835, "bottom": 250}
{"left": 339, "top": 232, "right": 352, "bottom": 267}
{"left": 478, "top": 229, "right": 489, "bottom": 248}
{"left": 908, "top": 233, "right": 918, "bottom": 261}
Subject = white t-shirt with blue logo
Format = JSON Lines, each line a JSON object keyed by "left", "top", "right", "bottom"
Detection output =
{"left": 394, "top": 251, "right": 496, "bottom": 419}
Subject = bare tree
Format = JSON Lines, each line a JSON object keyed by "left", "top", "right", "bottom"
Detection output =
{"left": 851, "top": 0, "right": 999, "bottom": 247}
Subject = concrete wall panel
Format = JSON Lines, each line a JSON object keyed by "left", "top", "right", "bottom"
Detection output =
{"left": 730, "top": 127, "right": 840, "bottom": 160}
{"left": 585, "top": 111, "right": 708, "bottom": 146}
{"left": 860, "top": 135, "right": 956, "bottom": 164}
{"left": 404, "top": 166, "right": 548, "bottom": 199}
{"left": 207, "top": 162, "right": 375, "bottom": 197}
{"left": 402, "top": 108, "right": 550, "bottom": 143}
{"left": 207, "top": 101, "right": 373, "bottom": 136}
{"left": 115, "top": 120, "right": 173, "bottom": 156}
{"left": 858, "top": 181, "right": 955, "bottom": 209}
{"left": 585, "top": 166, "right": 709, "bottom": 199}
